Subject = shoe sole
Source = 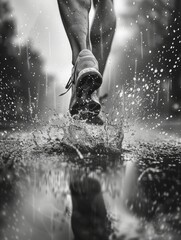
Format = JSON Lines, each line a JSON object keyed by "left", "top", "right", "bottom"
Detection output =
{"left": 70, "top": 68, "right": 102, "bottom": 117}
{"left": 76, "top": 68, "right": 102, "bottom": 97}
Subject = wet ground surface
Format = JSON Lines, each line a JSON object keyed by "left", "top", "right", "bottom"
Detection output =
{"left": 0, "top": 117, "right": 181, "bottom": 240}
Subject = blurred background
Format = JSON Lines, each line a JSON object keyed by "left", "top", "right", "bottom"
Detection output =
{"left": 1, "top": 0, "right": 181, "bottom": 126}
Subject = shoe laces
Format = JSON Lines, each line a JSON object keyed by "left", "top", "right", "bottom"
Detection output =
{"left": 59, "top": 67, "right": 75, "bottom": 96}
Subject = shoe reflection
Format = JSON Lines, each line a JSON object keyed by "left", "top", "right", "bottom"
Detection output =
{"left": 70, "top": 176, "right": 111, "bottom": 240}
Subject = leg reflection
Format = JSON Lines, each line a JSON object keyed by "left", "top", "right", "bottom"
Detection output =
{"left": 70, "top": 175, "right": 111, "bottom": 240}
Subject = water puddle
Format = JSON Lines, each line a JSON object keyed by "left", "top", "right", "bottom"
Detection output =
{"left": 0, "top": 145, "right": 181, "bottom": 240}
{"left": 0, "top": 118, "right": 181, "bottom": 240}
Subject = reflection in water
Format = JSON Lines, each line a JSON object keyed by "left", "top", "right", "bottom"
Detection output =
{"left": 70, "top": 176, "right": 111, "bottom": 240}
{"left": 0, "top": 149, "right": 181, "bottom": 240}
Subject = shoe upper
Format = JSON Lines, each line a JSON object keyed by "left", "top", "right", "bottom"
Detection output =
{"left": 74, "top": 49, "right": 99, "bottom": 81}
{"left": 59, "top": 49, "right": 100, "bottom": 96}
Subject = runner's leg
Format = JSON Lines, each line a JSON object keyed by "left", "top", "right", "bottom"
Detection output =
{"left": 57, "top": 0, "right": 91, "bottom": 65}
{"left": 91, "top": 0, "right": 116, "bottom": 75}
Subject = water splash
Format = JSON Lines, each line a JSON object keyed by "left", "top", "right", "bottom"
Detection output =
{"left": 140, "top": 31, "right": 143, "bottom": 59}
{"left": 53, "top": 80, "right": 56, "bottom": 110}
{"left": 45, "top": 69, "right": 48, "bottom": 97}
{"left": 17, "top": 25, "right": 22, "bottom": 55}
{"left": 26, "top": 41, "right": 30, "bottom": 70}
{"left": 28, "top": 87, "right": 32, "bottom": 119}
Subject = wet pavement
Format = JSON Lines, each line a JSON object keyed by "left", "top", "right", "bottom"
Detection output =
{"left": 0, "top": 118, "right": 181, "bottom": 240}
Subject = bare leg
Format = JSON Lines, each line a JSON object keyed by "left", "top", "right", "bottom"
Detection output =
{"left": 57, "top": 0, "right": 91, "bottom": 65}
{"left": 91, "top": 0, "right": 116, "bottom": 75}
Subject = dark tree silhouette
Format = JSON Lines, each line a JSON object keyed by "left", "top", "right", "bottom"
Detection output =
{"left": 138, "top": 0, "right": 181, "bottom": 114}
{"left": 0, "top": 0, "right": 50, "bottom": 126}
{"left": 115, "top": 0, "right": 181, "bottom": 116}
{"left": 168, "top": 0, "right": 181, "bottom": 107}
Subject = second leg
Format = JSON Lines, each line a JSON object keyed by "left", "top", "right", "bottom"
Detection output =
{"left": 91, "top": 0, "right": 116, "bottom": 75}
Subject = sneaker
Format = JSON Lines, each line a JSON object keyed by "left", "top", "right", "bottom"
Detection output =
{"left": 60, "top": 49, "right": 102, "bottom": 118}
